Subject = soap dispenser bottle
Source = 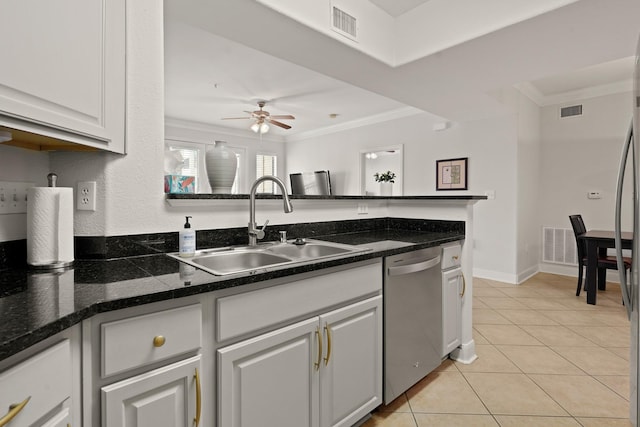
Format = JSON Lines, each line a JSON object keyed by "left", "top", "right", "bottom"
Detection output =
{"left": 179, "top": 216, "right": 196, "bottom": 257}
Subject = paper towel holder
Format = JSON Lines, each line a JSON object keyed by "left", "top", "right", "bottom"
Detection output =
{"left": 27, "top": 172, "right": 75, "bottom": 271}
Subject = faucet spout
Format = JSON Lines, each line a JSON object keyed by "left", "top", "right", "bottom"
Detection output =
{"left": 248, "top": 175, "right": 293, "bottom": 246}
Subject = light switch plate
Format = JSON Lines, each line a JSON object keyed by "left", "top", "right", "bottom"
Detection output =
{"left": 0, "top": 181, "right": 34, "bottom": 214}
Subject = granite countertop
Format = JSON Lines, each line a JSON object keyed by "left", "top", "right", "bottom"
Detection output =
{"left": 0, "top": 228, "right": 464, "bottom": 361}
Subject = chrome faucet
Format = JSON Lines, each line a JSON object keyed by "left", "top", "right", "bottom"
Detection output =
{"left": 248, "top": 175, "right": 293, "bottom": 246}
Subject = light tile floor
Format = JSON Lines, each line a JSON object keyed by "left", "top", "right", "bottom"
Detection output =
{"left": 363, "top": 273, "right": 633, "bottom": 427}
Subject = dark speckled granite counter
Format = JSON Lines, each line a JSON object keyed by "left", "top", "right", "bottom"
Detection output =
{"left": 0, "top": 219, "right": 464, "bottom": 361}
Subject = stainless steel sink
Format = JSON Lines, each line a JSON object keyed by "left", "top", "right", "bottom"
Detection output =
{"left": 267, "top": 243, "right": 351, "bottom": 259}
{"left": 191, "top": 251, "right": 292, "bottom": 275}
{"left": 168, "top": 239, "right": 371, "bottom": 276}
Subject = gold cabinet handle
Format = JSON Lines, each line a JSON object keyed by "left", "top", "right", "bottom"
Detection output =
{"left": 193, "top": 368, "right": 201, "bottom": 427}
{"left": 153, "top": 335, "right": 166, "bottom": 347}
{"left": 314, "top": 327, "right": 323, "bottom": 371}
{"left": 460, "top": 274, "right": 466, "bottom": 298}
{"left": 323, "top": 324, "right": 332, "bottom": 366}
{"left": 0, "top": 396, "right": 31, "bottom": 427}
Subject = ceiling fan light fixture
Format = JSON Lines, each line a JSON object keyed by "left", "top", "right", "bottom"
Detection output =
{"left": 251, "top": 121, "right": 269, "bottom": 134}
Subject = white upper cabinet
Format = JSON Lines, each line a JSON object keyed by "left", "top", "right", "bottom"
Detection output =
{"left": 0, "top": 0, "right": 126, "bottom": 153}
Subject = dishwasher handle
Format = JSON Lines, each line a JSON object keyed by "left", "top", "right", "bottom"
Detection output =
{"left": 387, "top": 256, "right": 441, "bottom": 276}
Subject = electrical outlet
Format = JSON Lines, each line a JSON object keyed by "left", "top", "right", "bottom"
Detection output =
{"left": 0, "top": 181, "right": 34, "bottom": 215}
{"left": 77, "top": 181, "right": 97, "bottom": 211}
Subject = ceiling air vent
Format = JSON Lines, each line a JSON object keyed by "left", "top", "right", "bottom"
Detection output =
{"left": 560, "top": 104, "right": 583, "bottom": 118}
{"left": 332, "top": 6, "right": 357, "bottom": 40}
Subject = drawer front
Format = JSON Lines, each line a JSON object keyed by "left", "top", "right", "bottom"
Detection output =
{"left": 441, "top": 243, "right": 462, "bottom": 269}
{"left": 217, "top": 260, "right": 382, "bottom": 342}
{"left": 101, "top": 304, "right": 202, "bottom": 377}
{"left": 0, "top": 340, "right": 71, "bottom": 426}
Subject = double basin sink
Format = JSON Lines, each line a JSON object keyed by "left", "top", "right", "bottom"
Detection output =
{"left": 169, "top": 239, "right": 371, "bottom": 276}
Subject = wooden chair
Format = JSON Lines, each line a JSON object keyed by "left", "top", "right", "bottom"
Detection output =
{"left": 569, "top": 214, "right": 632, "bottom": 296}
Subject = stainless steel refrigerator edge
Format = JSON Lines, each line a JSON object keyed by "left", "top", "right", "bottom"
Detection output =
{"left": 633, "top": 37, "right": 640, "bottom": 427}
{"left": 383, "top": 247, "right": 443, "bottom": 404}
{"left": 616, "top": 34, "right": 640, "bottom": 426}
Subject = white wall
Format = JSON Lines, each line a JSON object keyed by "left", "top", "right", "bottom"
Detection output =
{"left": 286, "top": 112, "right": 520, "bottom": 281}
{"left": 539, "top": 91, "right": 633, "bottom": 231}
{"left": 490, "top": 86, "right": 543, "bottom": 282}
{"left": 538, "top": 91, "right": 633, "bottom": 276}
{"left": 515, "top": 91, "right": 543, "bottom": 282}
{"left": 0, "top": 145, "right": 49, "bottom": 241}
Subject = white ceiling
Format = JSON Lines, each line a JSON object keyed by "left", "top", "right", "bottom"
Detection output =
{"left": 368, "top": 0, "right": 432, "bottom": 17}
{"left": 164, "top": 20, "right": 420, "bottom": 140}
{"left": 164, "top": 0, "right": 638, "bottom": 141}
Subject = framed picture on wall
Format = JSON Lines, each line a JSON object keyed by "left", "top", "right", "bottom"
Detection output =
{"left": 436, "top": 157, "right": 468, "bottom": 190}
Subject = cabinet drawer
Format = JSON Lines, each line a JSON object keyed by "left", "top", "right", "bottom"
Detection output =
{"left": 0, "top": 340, "right": 71, "bottom": 426}
{"left": 217, "top": 261, "right": 382, "bottom": 342}
{"left": 101, "top": 304, "right": 202, "bottom": 377}
{"left": 441, "top": 243, "right": 462, "bottom": 269}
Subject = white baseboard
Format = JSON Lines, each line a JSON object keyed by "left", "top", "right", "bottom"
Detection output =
{"left": 450, "top": 339, "right": 477, "bottom": 365}
{"left": 538, "top": 263, "right": 623, "bottom": 284}
{"left": 517, "top": 266, "right": 539, "bottom": 284}
{"left": 472, "top": 268, "right": 518, "bottom": 284}
{"left": 473, "top": 264, "right": 624, "bottom": 287}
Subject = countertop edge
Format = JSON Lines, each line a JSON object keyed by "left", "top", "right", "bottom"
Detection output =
{"left": 0, "top": 234, "right": 464, "bottom": 361}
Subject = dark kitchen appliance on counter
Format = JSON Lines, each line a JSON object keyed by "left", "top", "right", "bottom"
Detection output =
{"left": 289, "top": 170, "right": 332, "bottom": 195}
{"left": 383, "top": 246, "right": 443, "bottom": 404}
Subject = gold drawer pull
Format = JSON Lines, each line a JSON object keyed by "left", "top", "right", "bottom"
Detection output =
{"left": 0, "top": 396, "right": 31, "bottom": 427}
{"left": 323, "top": 324, "right": 332, "bottom": 366}
{"left": 314, "top": 327, "right": 323, "bottom": 371}
{"left": 460, "top": 274, "right": 466, "bottom": 298}
{"left": 193, "top": 368, "right": 201, "bottom": 427}
{"left": 153, "top": 335, "right": 166, "bottom": 347}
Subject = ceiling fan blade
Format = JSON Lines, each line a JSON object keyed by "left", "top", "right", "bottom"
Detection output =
{"left": 269, "top": 114, "right": 295, "bottom": 120}
{"left": 267, "top": 118, "right": 292, "bottom": 129}
{"left": 221, "top": 117, "right": 251, "bottom": 120}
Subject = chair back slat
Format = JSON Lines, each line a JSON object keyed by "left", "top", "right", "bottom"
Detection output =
{"left": 569, "top": 214, "right": 587, "bottom": 260}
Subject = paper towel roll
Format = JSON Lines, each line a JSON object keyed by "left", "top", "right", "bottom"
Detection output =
{"left": 27, "top": 187, "right": 74, "bottom": 267}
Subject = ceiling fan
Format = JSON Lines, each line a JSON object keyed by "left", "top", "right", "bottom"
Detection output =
{"left": 222, "top": 101, "right": 295, "bottom": 134}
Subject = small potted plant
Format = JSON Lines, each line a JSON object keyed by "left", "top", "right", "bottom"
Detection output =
{"left": 374, "top": 171, "right": 396, "bottom": 196}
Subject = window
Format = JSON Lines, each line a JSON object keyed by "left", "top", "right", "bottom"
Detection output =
{"left": 256, "top": 153, "right": 278, "bottom": 194}
{"left": 166, "top": 140, "right": 244, "bottom": 194}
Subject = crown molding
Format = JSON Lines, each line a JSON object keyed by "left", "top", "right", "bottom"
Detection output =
{"left": 515, "top": 79, "right": 633, "bottom": 107}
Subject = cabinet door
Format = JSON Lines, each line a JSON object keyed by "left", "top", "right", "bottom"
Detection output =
{"left": 102, "top": 355, "right": 201, "bottom": 427}
{"left": 41, "top": 403, "right": 71, "bottom": 427}
{"left": 319, "top": 296, "right": 382, "bottom": 427}
{"left": 0, "top": 0, "right": 125, "bottom": 153}
{"left": 442, "top": 268, "right": 462, "bottom": 356}
{"left": 218, "top": 317, "right": 319, "bottom": 427}
{"left": 0, "top": 340, "right": 72, "bottom": 427}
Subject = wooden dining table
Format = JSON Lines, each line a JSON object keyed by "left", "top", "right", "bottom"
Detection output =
{"left": 578, "top": 230, "right": 633, "bottom": 305}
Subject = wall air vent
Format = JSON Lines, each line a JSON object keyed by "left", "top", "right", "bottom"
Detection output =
{"left": 560, "top": 104, "right": 583, "bottom": 118}
{"left": 332, "top": 5, "right": 357, "bottom": 40}
{"left": 542, "top": 227, "right": 577, "bottom": 265}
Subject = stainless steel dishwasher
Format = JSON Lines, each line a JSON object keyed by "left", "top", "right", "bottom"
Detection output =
{"left": 384, "top": 246, "right": 442, "bottom": 404}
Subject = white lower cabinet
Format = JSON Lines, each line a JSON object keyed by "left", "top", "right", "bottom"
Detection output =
{"left": 0, "top": 339, "right": 75, "bottom": 427}
{"left": 101, "top": 355, "right": 202, "bottom": 427}
{"left": 442, "top": 267, "right": 463, "bottom": 357}
{"left": 319, "top": 297, "right": 383, "bottom": 427}
{"left": 41, "top": 404, "right": 72, "bottom": 427}
{"left": 218, "top": 295, "right": 382, "bottom": 427}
